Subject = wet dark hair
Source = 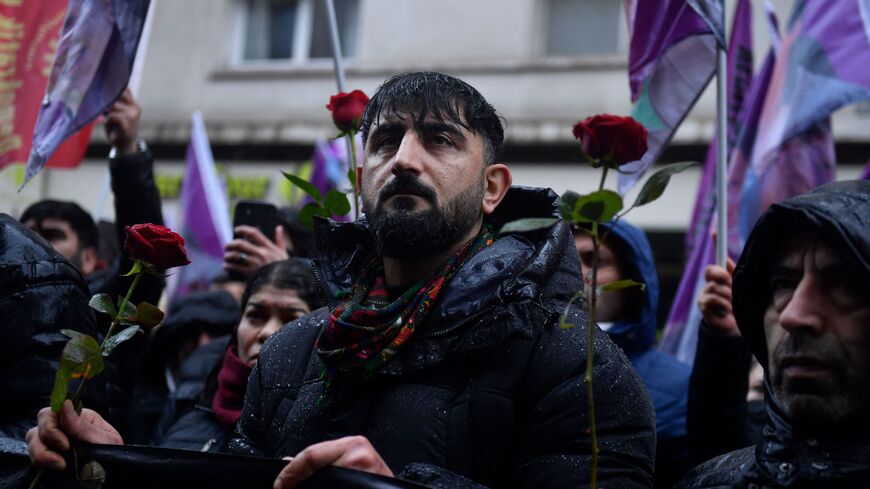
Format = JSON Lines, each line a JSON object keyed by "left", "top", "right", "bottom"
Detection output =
{"left": 20, "top": 200, "right": 99, "bottom": 250}
{"left": 360, "top": 72, "right": 505, "bottom": 165}
{"left": 240, "top": 258, "right": 322, "bottom": 311}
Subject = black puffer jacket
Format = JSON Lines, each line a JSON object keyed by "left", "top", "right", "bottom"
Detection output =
{"left": 678, "top": 180, "right": 870, "bottom": 488}
{"left": 230, "top": 187, "right": 656, "bottom": 488}
{"left": 0, "top": 215, "right": 108, "bottom": 439}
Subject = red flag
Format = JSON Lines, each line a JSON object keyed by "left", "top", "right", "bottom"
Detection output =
{"left": 0, "top": 1, "right": 92, "bottom": 171}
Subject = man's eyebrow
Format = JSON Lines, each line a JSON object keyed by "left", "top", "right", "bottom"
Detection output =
{"left": 367, "top": 122, "right": 404, "bottom": 142}
{"left": 420, "top": 121, "right": 467, "bottom": 141}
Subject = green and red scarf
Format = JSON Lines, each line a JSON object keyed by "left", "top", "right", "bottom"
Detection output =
{"left": 316, "top": 226, "right": 495, "bottom": 400}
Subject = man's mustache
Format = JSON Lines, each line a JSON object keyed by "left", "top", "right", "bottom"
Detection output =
{"left": 378, "top": 176, "right": 437, "bottom": 206}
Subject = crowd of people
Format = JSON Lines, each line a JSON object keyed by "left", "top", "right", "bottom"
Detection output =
{"left": 1, "top": 72, "right": 867, "bottom": 488}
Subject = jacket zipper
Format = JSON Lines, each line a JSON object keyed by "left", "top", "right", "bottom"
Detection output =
{"left": 418, "top": 305, "right": 497, "bottom": 338}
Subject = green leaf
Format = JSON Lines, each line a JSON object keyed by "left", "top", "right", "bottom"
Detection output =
{"left": 558, "top": 191, "right": 581, "bottom": 221}
{"left": 102, "top": 325, "right": 142, "bottom": 357}
{"left": 599, "top": 279, "right": 646, "bottom": 292}
{"left": 559, "top": 321, "right": 576, "bottom": 330}
{"left": 347, "top": 167, "right": 357, "bottom": 187}
{"left": 323, "top": 189, "right": 352, "bottom": 216}
{"left": 61, "top": 329, "right": 86, "bottom": 340}
{"left": 122, "top": 260, "right": 143, "bottom": 277}
{"left": 118, "top": 300, "right": 136, "bottom": 322}
{"left": 133, "top": 302, "right": 164, "bottom": 329}
{"left": 282, "top": 171, "right": 323, "bottom": 204}
{"left": 563, "top": 190, "right": 624, "bottom": 224}
{"left": 49, "top": 368, "right": 71, "bottom": 412}
{"left": 298, "top": 202, "right": 331, "bottom": 228}
{"left": 632, "top": 161, "right": 696, "bottom": 208}
{"left": 64, "top": 335, "right": 104, "bottom": 377}
{"left": 88, "top": 294, "right": 116, "bottom": 317}
{"left": 499, "top": 217, "right": 558, "bottom": 235}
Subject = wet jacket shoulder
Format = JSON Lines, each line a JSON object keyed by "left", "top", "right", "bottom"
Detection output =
{"left": 0, "top": 215, "right": 108, "bottom": 439}
{"left": 232, "top": 187, "right": 656, "bottom": 488}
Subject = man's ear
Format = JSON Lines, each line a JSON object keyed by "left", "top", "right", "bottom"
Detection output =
{"left": 482, "top": 163, "right": 512, "bottom": 215}
{"left": 79, "top": 246, "right": 98, "bottom": 275}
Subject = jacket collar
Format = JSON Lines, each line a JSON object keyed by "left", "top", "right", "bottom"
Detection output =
{"left": 310, "top": 186, "right": 583, "bottom": 374}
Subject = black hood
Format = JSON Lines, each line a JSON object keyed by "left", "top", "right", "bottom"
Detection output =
{"left": 0, "top": 214, "right": 104, "bottom": 434}
{"left": 732, "top": 180, "right": 870, "bottom": 369}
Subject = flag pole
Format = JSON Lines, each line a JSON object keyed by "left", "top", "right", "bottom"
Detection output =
{"left": 323, "top": 0, "right": 359, "bottom": 218}
{"left": 715, "top": 9, "right": 728, "bottom": 267}
{"left": 324, "top": 0, "right": 347, "bottom": 92}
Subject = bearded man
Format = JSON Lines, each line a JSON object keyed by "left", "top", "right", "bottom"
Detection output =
{"left": 678, "top": 180, "right": 870, "bottom": 488}
{"left": 28, "top": 72, "right": 655, "bottom": 488}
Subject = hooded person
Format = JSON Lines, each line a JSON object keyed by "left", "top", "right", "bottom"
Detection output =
{"left": 678, "top": 180, "right": 870, "bottom": 488}
{"left": 0, "top": 215, "right": 109, "bottom": 439}
{"left": 573, "top": 220, "right": 692, "bottom": 487}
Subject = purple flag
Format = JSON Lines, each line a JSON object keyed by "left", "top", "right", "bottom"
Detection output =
{"left": 618, "top": 0, "right": 722, "bottom": 194}
{"left": 750, "top": 0, "right": 870, "bottom": 163}
{"left": 168, "top": 112, "right": 232, "bottom": 300}
{"left": 23, "top": 0, "right": 150, "bottom": 187}
{"left": 862, "top": 159, "right": 870, "bottom": 180}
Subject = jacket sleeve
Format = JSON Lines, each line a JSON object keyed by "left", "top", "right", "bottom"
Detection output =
{"left": 107, "top": 149, "right": 165, "bottom": 305}
{"left": 687, "top": 320, "right": 753, "bottom": 466}
{"left": 515, "top": 307, "right": 656, "bottom": 488}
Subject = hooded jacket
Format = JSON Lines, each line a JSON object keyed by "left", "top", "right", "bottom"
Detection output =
{"left": 677, "top": 180, "right": 870, "bottom": 488}
{"left": 603, "top": 220, "right": 691, "bottom": 440}
{"left": 0, "top": 215, "right": 108, "bottom": 439}
{"left": 230, "top": 187, "right": 656, "bottom": 488}
{"left": 603, "top": 221, "right": 692, "bottom": 487}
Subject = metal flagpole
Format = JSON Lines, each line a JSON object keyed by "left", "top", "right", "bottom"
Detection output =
{"left": 715, "top": 7, "right": 728, "bottom": 268}
{"left": 323, "top": 0, "right": 359, "bottom": 218}
{"left": 324, "top": 0, "right": 347, "bottom": 92}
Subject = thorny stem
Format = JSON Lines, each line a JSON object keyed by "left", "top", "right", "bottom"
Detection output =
{"left": 586, "top": 164, "right": 608, "bottom": 488}
{"left": 347, "top": 133, "right": 360, "bottom": 220}
{"left": 101, "top": 268, "right": 143, "bottom": 349}
{"left": 586, "top": 222, "right": 601, "bottom": 489}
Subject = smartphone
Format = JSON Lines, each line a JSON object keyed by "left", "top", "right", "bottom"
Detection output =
{"left": 233, "top": 201, "right": 278, "bottom": 241}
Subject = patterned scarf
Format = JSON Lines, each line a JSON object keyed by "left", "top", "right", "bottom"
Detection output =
{"left": 316, "top": 226, "right": 494, "bottom": 400}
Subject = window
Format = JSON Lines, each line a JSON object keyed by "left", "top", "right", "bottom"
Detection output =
{"left": 242, "top": 0, "right": 359, "bottom": 62}
{"left": 545, "top": 0, "right": 627, "bottom": 57}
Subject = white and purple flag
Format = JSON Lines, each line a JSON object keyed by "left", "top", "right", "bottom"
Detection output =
{"left": 23, "top": 0, "right": 150, "bottom": 187}
{"left": 660, "top": 0, "right": 755, "bottom": 362}
{"left": 168, "top": 112, "right": 232, "bottom": 300}
{"left": 618, "top": 0, "right": 723, "bottom": 195}
{"left": 661, "top": 0, "right": 855, "bottom": 363}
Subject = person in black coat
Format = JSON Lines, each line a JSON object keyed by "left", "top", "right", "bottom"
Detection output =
{"left": 678, "top": 180, "right": 870, "bottom": 488}
{"left": 0, "top": 216, "right": 107, "bottom": 439}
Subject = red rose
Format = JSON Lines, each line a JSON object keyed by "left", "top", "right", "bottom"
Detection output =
{"left": 326, "top": 90, "right": 369, "bottom": 133}
{"left": 124, "top": 223, "right": 190, "bottom": 271}
{"left": 572, "top": 114, "right": 648, "bottom": 167}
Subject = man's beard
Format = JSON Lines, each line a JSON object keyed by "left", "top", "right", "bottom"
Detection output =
{"left": 364, "top": 174, "right": 483, "bottom": 259}
{"left": 770, "top": 330, "right": 870, "bottom": 434}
